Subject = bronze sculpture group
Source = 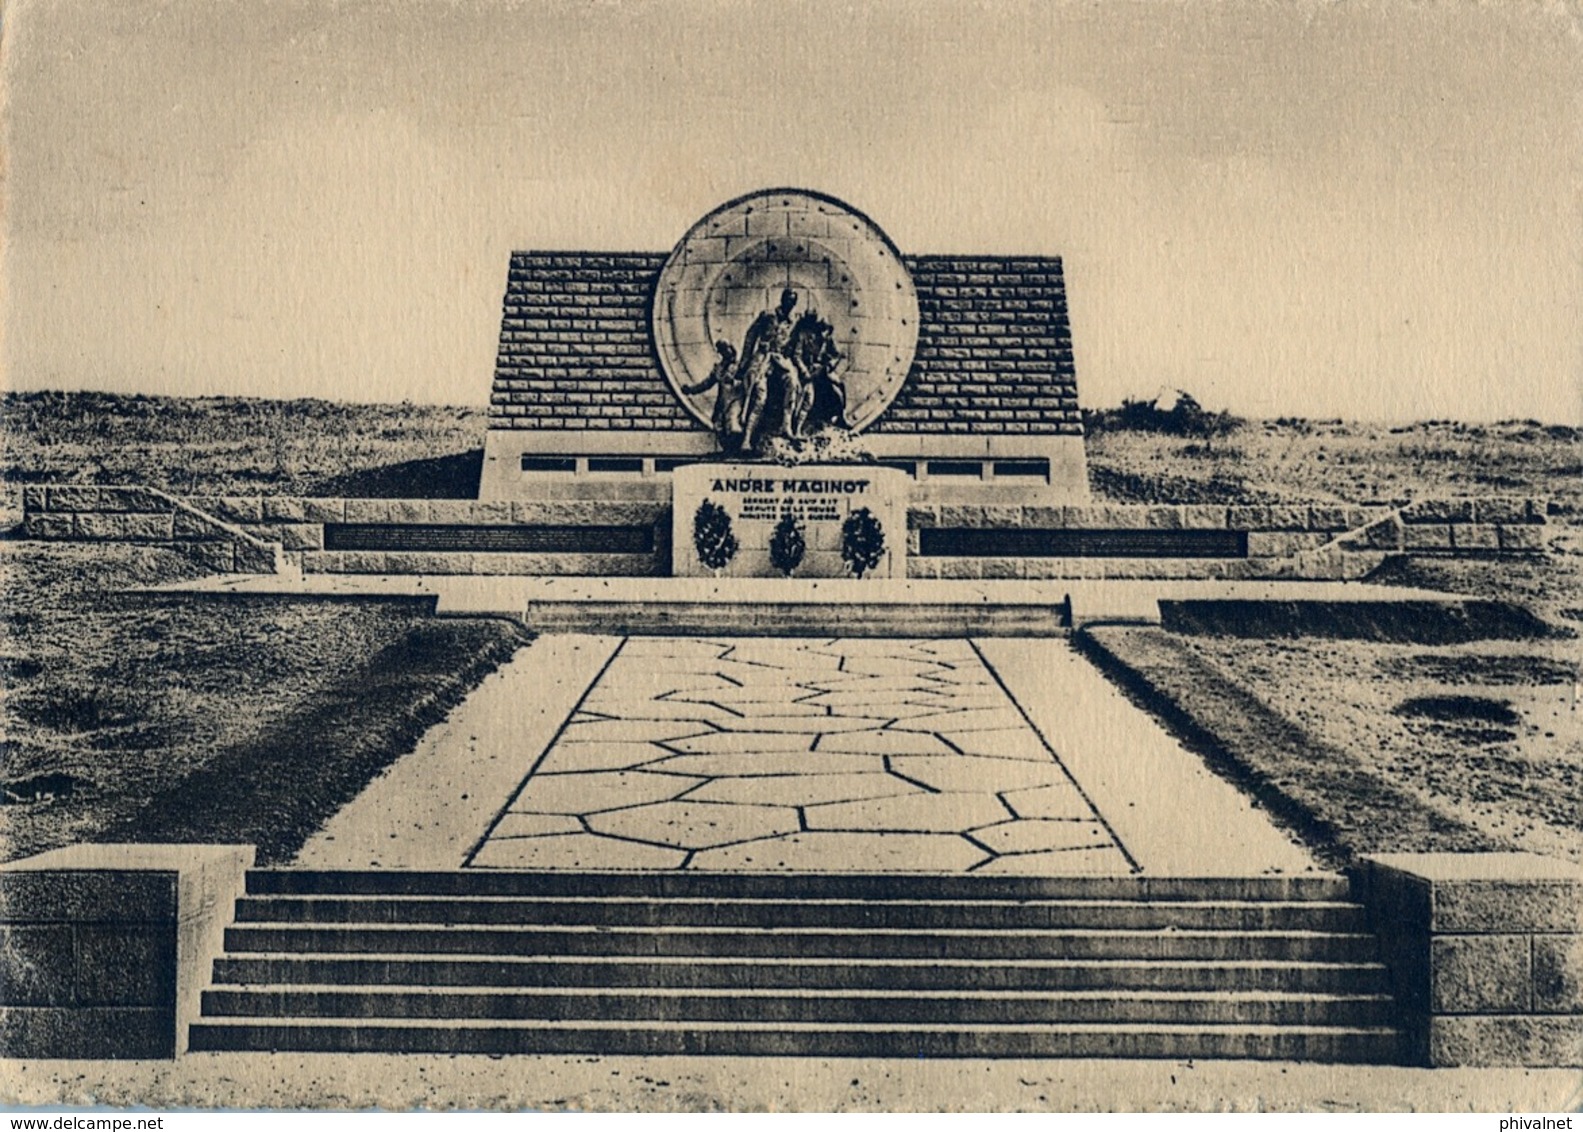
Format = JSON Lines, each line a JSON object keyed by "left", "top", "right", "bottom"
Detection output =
{"left": 683, "top": 288, "right": 850, "bottom": 455}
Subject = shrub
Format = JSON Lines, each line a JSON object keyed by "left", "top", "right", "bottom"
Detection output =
{"left": 768, "top": 511, "right": 807, "bottom": 577}
{"left": 1393, "top": 694, "right": 1520, "bottom": 727}
{"left": 692, "top": 498, "right": 738, "bottom": 573}
{"left": 840, "top": 507, "right": 886, "bottom": 578}
{"left": 1085, "top": 390, "right": 1243, "bottom": 439}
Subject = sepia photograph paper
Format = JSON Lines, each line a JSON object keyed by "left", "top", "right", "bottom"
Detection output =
{"left": 1, "top": 0, "right": 1580, "bottom": 1115}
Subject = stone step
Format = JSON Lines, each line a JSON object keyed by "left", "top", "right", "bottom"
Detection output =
{"left": 199, "top": 985, "right": 1398, "bottom": 1027}
{"left": 212, "top": 954, "right": 1391, "bottom": 994}
{"left": 232, "top": 895, "right": 1367, "bottom": 933}
{"left": 518, "top": 601, "right": 1069, "bottom": 638}
{"left": 186, "top": 1016, "right": 1404, "bottom": 1061}
{"left": 198, "top": 869, "right": 1401, "bottom": 1062}
{"left": 223, "top": 923, "right": 1380, "bottom": 962}
{"left": 243, "top": 869, "right": 1353, "bottom": 903}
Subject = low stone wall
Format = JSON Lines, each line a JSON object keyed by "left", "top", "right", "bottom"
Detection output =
{"left": 908, "top": 497, "right": 1547, "bottom": 581}
{"left": 0, "top": 844, "right": 253, "bottom": 1058}
{"left": 303, "top": 550, "right": 663, "bottom": 576}
{"left": 273, "top": 499, "right": 671, "bottom": 576}
{"left": 20, "top": 485, "right": 282, "bottom": 573}
{"left": 19, "top": 487, "right": 1548, "bottom": 580}
{"left": 1343, "top": 498, "right": 1549, "bottom": 554}
{"left": 1360, "top": 853, "right": 1583, "bottom": 1067}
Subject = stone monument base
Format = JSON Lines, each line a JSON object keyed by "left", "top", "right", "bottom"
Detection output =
{"left": 671, "top": 463, "right": 908, "bottom": 579}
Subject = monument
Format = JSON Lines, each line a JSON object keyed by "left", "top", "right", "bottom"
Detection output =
{"left": 478, "top": 189, "right": 1090, "bottom": 535}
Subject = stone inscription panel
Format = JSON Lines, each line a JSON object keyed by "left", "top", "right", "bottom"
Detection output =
{"left": 672, "top": 463, "right": 908, "bottom": 579}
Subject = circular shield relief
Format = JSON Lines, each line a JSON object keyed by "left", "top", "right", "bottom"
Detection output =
{"left": 651, "top": 188, "right": 920, "bottom": 436}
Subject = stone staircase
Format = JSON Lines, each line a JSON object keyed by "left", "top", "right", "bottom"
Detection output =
{"left": 187, "top": 870, "right": 1403, "bottom": 1061}
{"left": 518, "top": 597, "right": 1070, "bottom": 636}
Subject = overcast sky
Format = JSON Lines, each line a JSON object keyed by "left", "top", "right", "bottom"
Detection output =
{"left": 4, "top": 0, "right": 1580, "bottom": 421}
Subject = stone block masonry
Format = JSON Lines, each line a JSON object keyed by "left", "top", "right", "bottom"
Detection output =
{"left": 19, "top": 488, "right": 1551, "bottom": 580}
{"left": 21, "top": 485, "right": 283, "bottom": 574}
{"left": 1361, "top": 853, "right": 1583, "bottom": 1066}
{"left": 880, "top": 257, "right": 1080, "bottom": 437}
{"left": 671, "top": 464, "right": 909, "bottom": 579}
{"left": 0, "top": 844, "right": 253, "bottom": 1058}
{"left": 487, "top": 253, "right": 1081, "bottom": 438}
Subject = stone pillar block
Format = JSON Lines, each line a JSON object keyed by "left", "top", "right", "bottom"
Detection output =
{"left": 1402, "top": 498, "right": 1475, "bottom": 523}
{"left": 300, "top": 498, "right": 347, "bottom": 524}
{"left": 1180, "top": 505, "right": 1230, "bottom": 529}
{"left": 261, "top": 496, "right": 307, "bottom": 522}
{"left": 1534, "top": 934, "right": 1583, "bottom": 1013}
{"left": 1264, "top": 505, "right": 1311, "bottom": 531}
{"left": 671, "top": 464, "right": 909, "bottom": 579}
{"left": 46, "top": 486, "right": 102, "bottom": 511}
{"left": 1473, "top": 497, "right": 1530, "bottom": 524}
{"left": 1362, "top": 853, "right": 1583, "bottom": 1067}
{"left": 1402, "top": 524, "right": 1454, "bottom": 550}
{"left": 1307, "top": 504, "right": 1351, "bottom": 532}
{"left": 280, "top": 524, "right": 325, "bottom": 551}
{"left": 208, "top": 497, "right": 263, "bottom": 524}
{"left": 0, "top": 844, "right": 253, "bottom": 1058}
{"left": 1431, "top": 935, "right": 1531, "bottom": 1012}
{"left": 233, "top": 540, "right": 283, "bottom": 574}
{"left": 1451, "top": 524, "right": 1500, "bottom": 551}
{"left": 1498, "top": 525, "right": 1545, "bottom": 551}
{"left": 74, "top": 512, "right": 173, "bottom": 540}
{"left": 21, "top": 513, "right": 74, "bottom": 539}
{"left": 387, "top": 500, "right": 430, "bottom": 524}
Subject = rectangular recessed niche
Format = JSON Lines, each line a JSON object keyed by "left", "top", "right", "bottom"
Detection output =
{"left": 653, "top": 458, "right": 702, "bottom": 473}
{"left": 926, "top": 461, "right": 984, "bottom": 477}
{"left": 587, "top": 457, "right": 645, "bottom": 474}
{"left": 993, "top": 459, "right": 1050, "bottom": 478}
{"left": 919, "top": 528, "right": 1248, "bottom": 559}
{"left": 520, "top": 456, "right": 578, "bottom": 474}
{"left": 325, "top": 524, "right": 655, "bottom": 554}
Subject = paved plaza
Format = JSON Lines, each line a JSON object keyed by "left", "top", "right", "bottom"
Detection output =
{"left": 467, "top": 637, "right": 1131, "bottom": 873}
{"left": 302, "top": 633, "right": 1317, "bottom": 877}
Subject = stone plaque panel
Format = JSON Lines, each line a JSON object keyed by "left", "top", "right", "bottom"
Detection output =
{"left": 672, "top": 463, "right": 908, "bottom": 579}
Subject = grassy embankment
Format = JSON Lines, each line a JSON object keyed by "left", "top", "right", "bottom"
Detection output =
{"left": 0, "top": 393, "right": 529, "bottom": 864}
{"left": 1082, "top": 413, "right": 1581, "bottom": 867}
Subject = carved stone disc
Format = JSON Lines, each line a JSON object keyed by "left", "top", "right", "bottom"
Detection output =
{"left": 651, "top": 188, "right": 920, "bottom": 434}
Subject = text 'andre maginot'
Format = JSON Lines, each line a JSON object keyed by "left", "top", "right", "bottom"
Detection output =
{"left": 711, "top": 478, "right": 873, "bottom": 495}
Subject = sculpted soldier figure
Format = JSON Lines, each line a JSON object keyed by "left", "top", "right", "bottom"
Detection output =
{"left": 729, "top": 287, "right": 851, "bottom": 452}
{"left": 735, "top": 287, "right": 801, "bottom": 451}
{"left": 681, "top": 340, "right": 743, "bottom": 453}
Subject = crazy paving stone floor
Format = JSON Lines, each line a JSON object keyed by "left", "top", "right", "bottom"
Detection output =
{"left": 466, "top": 638, "right": 1136, "bottom": 874}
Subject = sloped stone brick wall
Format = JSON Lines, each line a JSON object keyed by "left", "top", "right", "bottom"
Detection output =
{"left": 487, "top": 253, "right": 1081, "bottom": 437}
